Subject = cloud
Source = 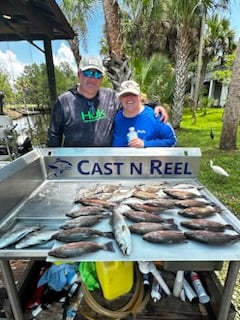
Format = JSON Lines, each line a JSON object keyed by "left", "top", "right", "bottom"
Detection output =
{"left": 0, "top": 41, "right": 77, "bottom": 86}
{"left": 53, "top": 42, "right": 77, "bottom": 72}
{"left": 0, "top": 50, "right": 25, "bottom": 84}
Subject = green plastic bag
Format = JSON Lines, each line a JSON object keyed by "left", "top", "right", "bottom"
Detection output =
{"left": 79, "top": 262, "right": 100, "bottom": 291}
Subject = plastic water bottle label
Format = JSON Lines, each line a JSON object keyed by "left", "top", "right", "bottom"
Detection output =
{"left": 127, "top": 127, "right": 138, "bottom": 142}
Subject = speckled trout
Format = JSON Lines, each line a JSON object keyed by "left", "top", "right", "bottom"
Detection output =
{"left": 111, "top": 207, "right": 132, "bottom": 256}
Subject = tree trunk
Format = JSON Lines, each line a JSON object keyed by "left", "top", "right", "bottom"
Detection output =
{"left": 194, "top": 11, "right": 205, "bottom": 108}
{"left": 102, "top": 0, "right": 131, "bottom": 90}
{"left": 219, "top": 40, "right": 240, "bottom": 150}
{"left": 68, "top": 37, "right": 81, "bottom": 68}
{"left": 171, "top": 27, "right": 191, "bottom": 129}
{"left": 102, "top": 0, "right": 122, "bottom": 56}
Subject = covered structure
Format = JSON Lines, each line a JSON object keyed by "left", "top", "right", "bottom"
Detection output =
{"left": 0, "top": 0, "right": 75, "bottom": 108}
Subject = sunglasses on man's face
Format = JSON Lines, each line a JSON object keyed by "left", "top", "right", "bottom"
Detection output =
{"left": 82, "top": 70, "right": 103, "bottom": 79}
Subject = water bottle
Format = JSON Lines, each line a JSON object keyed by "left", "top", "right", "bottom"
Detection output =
{"left": 173, "top": 270, "right": 184, "bottom": 297}
{"left": 151, "top": 277, "right": 162, "bottom": 302}
{"left": 190, "top": 271, "right": 210, "bottom": 304}
{"left": 127, "top": 127, "right": 138, "bottom": 142}
{"left": 183, "top": 277, "right": 198, "bottom": 303}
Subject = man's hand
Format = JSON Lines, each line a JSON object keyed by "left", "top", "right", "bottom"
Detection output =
{"left": 154, "top": 106, "right": 169, "bottom": 123}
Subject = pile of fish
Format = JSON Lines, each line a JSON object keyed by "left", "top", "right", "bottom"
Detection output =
{"left": 0, "top": 181, "right": 240, "bottom": 259}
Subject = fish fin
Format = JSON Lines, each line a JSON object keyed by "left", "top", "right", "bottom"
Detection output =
{"left": 104, "top": 241, "right": 115, "bottom": 252}
{"left": 170, "top": 224, "right": 180, "bottom": 231}
{"left": 225, "top": 224, "right": 234, "bottom": 230}
{"left": 103, "top": 231, "right": 114, "bottom": 238}
{"left": 122, "top": 225, "right": 126, "bottom": 231}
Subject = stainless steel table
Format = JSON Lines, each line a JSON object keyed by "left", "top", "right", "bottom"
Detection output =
{"left": 0, "top": 148, "right": 239, "bottom": 320}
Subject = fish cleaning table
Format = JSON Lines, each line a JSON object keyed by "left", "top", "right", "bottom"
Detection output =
{"left": 0, "top": 147, "right": 239, "bottom": 320}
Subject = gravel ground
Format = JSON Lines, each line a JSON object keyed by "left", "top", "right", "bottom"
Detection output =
{"left": 216, "top": 262, "right": 240, "bottom": 320}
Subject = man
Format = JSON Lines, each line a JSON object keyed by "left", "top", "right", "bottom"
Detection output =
{"left": 112, "top": 80, "right": 177, "bottom": 148}
{"left": 47, "top": 55, "right": 168, "bottom": 147}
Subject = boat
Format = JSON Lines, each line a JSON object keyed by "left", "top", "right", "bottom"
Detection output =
{"left": 0, "top": 114, "right": 32, "bottom": 166}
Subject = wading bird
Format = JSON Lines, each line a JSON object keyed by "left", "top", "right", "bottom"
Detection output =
{"left": 210, "top": 128, "right": 214, "bottom": 140}
{"left": 209, "top": 160, "right": 229, "bottom": 177}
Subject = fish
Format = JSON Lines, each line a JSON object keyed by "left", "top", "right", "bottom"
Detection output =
{"left": 92, "top": 184, "right": 121, "bottom": 194}
{"left": 143, "top": 230, "right": 187, "bottom": 244}
{"left": 122, "top": 210, "right": 174, "bottom": 224}
{"left": 52, "top": 227, "right": 113, "bottom": 242}
{"left": 143, "top": 199, "right": 177, "bottom": 208}
{"left": 66, "top": 206, "right": 108, "bottom": 218}
{"left": 172, "top": 183, "right": 205, "bottom": 190}
{"left": 0, "top": 225, "right": 42, "bottom": 249}
{"left": 15, "top": 229, "right": 57, "bottom": 249}
{"left": 76, "top": 184, "right": 120, "bottom": 201}
{"left": 127, "top": 203, "right": 166, "bottom": 213}
{"left": 178, "top": 206, "right": 219, "bottom": 218}
{"left": 135, "top": 184, "right": 163, "bottom": 193}
{"left": 60, "top": 215, "right": 104, "bottom": 229}
{"left": 163, "top": 189, "right": 201, "bottom": 200}
{"left": 129, "top": 222, "right": 179, "bottom": 235}
{"left": 132, "top": 190, "right": 159, "bottom": 200}
{"left": 107, "top": 189, "right": 134, "bottom": 203}
{"left": 48, "top": 241, "right": 115, "bottom": 258}
{"left": 175, "top": 199, "right": 209, "bottom": 208}
{"left": 76, "top": 198, "right": 116, "bottom": 210}
{"left": 111, "top": 207, "right": 132, "bottom": 256}
{"left": 180, "top": 219, "right": 234, "bottom": 232}
{"left": 184, "top": 231, "right": 240, "bottom": 245}
{"left": 88, "top": 193, "right": 113, "bottom": 200}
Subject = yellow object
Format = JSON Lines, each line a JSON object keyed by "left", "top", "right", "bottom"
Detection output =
{"left": 95, "top": 261, "right": 134, "bottom": 300}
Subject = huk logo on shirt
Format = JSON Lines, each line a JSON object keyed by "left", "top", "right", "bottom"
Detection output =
{"left": 81, "top": 109, "right": 106, "bottom": 122}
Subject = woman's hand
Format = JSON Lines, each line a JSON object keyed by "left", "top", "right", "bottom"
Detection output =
{"left": 128, "top": 138, "right": 144, "bottom": 148}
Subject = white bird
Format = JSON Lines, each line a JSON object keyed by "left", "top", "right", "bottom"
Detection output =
{"left": 209, "top": 160, "right": 229, "bottom": 177}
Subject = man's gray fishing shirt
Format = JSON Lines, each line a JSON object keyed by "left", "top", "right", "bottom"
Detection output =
{"left": 47, "top": 86, "right": 120, "bottom": 147}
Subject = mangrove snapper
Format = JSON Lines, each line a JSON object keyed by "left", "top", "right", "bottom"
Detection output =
{"left": 163, "top": 189, "right": 201, "bottom": 200}
{"left": 48, "top": 241, "right": 115, "bottom": 258}
{"left": 180, "top": 219, "right": 234, "bottom": 232}
{"left": 129, "top": 222, "right": 179, "bottom": 235}
{"left": 184, "top": 231, "right": 240, "bottom": 245}
{"left": 66, "top": 206, "right": 108, "bottom": 218}
{"left": 52, "top": 227, "right": 113, "bottom": 242}
{"left": 122, "top": 210, "right": 174, "bottom": 224}
{"left": 178, "top": 206, "right": 219, "bottom": 218}
{"left": 143, "top": 230, "right": 187, "bottom": 244}
{"left": 60, "top": 215, "right": 104, "bottom": 229}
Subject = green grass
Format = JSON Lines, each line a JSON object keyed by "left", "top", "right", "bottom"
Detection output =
{"left": 176, "top": 107, "right": 240, "bottom": 217}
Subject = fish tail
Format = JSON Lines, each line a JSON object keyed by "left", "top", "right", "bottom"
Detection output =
{"left": 225, "top": 224, "right": 234, "bottom": 230}
{"left": 102, "top": 231, "right": 114, "bottom": 238}
{"left": 170, "top": 224, "right": 180, "bottom": 231}
{"left": 104, "top": 241, "right": 115, "bottom": 252}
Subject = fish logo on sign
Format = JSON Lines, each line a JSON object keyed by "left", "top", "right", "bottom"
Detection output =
{"left": 47, "top": 158, "right": 73, "bottom": 177}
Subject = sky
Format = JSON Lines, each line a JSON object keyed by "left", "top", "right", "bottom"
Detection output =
{"left": 0, "top": 1, "right": 240, "bottom": 85}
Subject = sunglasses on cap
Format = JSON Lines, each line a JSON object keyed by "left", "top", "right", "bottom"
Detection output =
{"left": 82, "top": 70, "right": 103, "bottom": 79}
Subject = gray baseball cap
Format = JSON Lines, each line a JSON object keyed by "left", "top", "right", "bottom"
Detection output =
{"left": 79, "top": 56, "right": 104, "bottom": 73}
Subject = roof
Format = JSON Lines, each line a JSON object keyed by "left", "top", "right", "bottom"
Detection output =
{"left": 0, "top": 0, "right": 75, "bottom": 42}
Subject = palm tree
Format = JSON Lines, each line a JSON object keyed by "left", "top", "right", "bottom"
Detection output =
{"left": 132, "top": 53, "right": 175, "bottom": 104}
{"left": 169, "top": 0, "right": 230, "bottom": 128}
{"left": 61, "top": 0, "right": 99, "bottom": 67}
{"left": 169, "top": 0, "right": 202, "bottom": 128}
{"left": 219, "top": 40, "right": 240, "bottom": 150}
{"left": 196, "top": 14, "right": 236, "bottom": 105}
{"left": 101, "top": 0, "right": 132, "bottom": 90}
{"left": 102, "top": 0, "right": 167, "bottom": 90}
